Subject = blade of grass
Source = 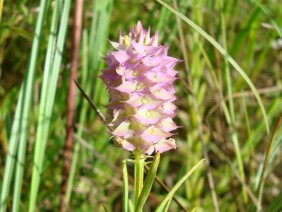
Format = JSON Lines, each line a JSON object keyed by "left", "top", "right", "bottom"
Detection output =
{"left": 157, "top": 0, "right": 269, "bottom": 134}
{"left": 136, "top": 152, "right": 160, "bottom": 212}
{"left": 12, "top": 0, "right": 49, "bottom": 210}
{"left": 209, "top": 142, "right": 261, "bottom": 210}
{"left": 28, "top": 0, "right": 72, "bottom": 210}
{"left": 122, "top": 160, "right": 129, "bottom": 212}
{"left": 128, "top": 199, "right": 134, "bottom": 212}
{"left": 0, "top": 0, "right": 47, "bottom": 210}
{"left": 173, "top": 1, "right": 219, "bottom": 210}
{"left": 91, "top": 0, "right": 113, "bottom": 106}
{"left": 219, "top": 0, "right": 247, "bottom": 202}
{"left": 243, "top": 99, "right": 281, "bottom": 158}
{"left": 257, "top": 114, "right": 282, "bottom": 208}
{"left": 65, "top": 0, "right": 113, "bottom": 202}
{"left": 133, "top": 150, "right": 145, "bottom": 209}
{"left": 163, "top": 197, "right": 172, "bottom": 212}
{"left": 242, "top": 95, "right": 255, "bottom": 177}
{"left": 0, "top": 88, "right": 22, "bottom": 211}
{"left": 144, "top": 165, "right": 187, "bottom": 211}
{"left": 155, "top": 159, "right": 205, "bottom": 212}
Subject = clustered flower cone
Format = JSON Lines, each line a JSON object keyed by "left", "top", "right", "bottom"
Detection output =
{"left": 101, "top": 21, "right": 179, "bottom": 155}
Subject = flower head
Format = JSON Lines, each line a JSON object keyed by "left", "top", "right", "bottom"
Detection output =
{"left": 101, "top": 21, "right": 179, "bottom": 155}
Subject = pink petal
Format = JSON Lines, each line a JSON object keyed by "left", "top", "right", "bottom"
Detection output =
{"left": 131, "top": 41, "right": 160, "bottom": 56}
{"left": 140, "top": 126, "right": 172, "bottom": 143}
{"left": 104, "top": 54, "right": 119, "bottom": 66}
{"left": 100, "top": 68, "right": 121, "bottom": 86}
{"left": 140, "top": 96, "right": 164, "bottom": 109}
{"left": 159, "top": 117, "right": 178, "bottom": 132}
{"left": 150, "top": 86, "right": 175, "bottom": 100}
{"left": 124, "top": 93, "right": 145, "bottom": 107}
{"left": 115, "top": 137, "right": 136, "bottom": 151}
{"left": 125, "top": 93, "right": 163, "bottom": 109}
{"left": 160, "top": 101, "right": 177, "bottom": 115}
{"left": 141, "top": 56, "right": 163, "bottom": 67}
{"left": 145, "top": 138, "right": 176, "bottom": 155}
{"left": 144, "top": 71, "right": 176, "bottom": 83}
{"left": 135, "top": 21, "right": 143, "bottom": 34}
{"left": 113, "top": 80, "right": 138, "bottom": 93}
{"left": 144, "top": 27, "right": 151, "bottom": 45}
{"left": 116, "top": 66, "right": 127, "bottom": 75}
{"left": 111, "top": 51, "right": 130, "bottom": 64}
{"left": 112, "top": 120, "right": 133, "bottom": 138}
{"left": 109, "top": 109, "right": 126, "bottom": 127}
{"left": 110, "top": 41, "right": 127, "bottom": 50}
{"left": 134, "top": 108, "right": 164, "bottom": 124}
{"left": 150, "top": 31, "right": 158, "bottom": 46}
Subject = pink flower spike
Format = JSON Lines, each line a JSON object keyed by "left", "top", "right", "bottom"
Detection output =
{"left": 101, "top": 21, "right": 179, "bottom": 154}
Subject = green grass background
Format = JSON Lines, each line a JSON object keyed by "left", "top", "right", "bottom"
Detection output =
{"left": 0, "top": 0, "right": 281, "bottom": 211}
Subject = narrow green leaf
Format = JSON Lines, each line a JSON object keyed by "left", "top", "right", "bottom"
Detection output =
{"left": 0, "top": 0, "right": 47, "bottom": 210}
{"left": 157, "top": 0, "right": 269, "bottom": 134}
{"left": 134, "top": 151, "right": 145, "bottom": 208}
{"left": 122, "top": 160, "right": 129, "bottom": 212}
{"left": 219, "top": 0, "right": 247, "bottom": 202}
{"left": 135, "top": 152, "right": 160, "bottom": 212}
{"left": 28, "top": 0, "right": 72, "bottom": 210}
{"left": 163, "top": 196, "right": 172, "bottom": 212}
{"left": 65, "top": 0, "right": 113, "bottom": 202}
{"left": 128, "top": 199, "right": 134, "bottom": 212}
{"left": 155, "top": 159, "right": 205, "bottom": 212}
{"left": 0, "top": 89, "right": 23, "bottom": 211}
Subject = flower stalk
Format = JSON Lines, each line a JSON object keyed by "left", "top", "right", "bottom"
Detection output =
{"left": 101, "top": 21, "right": 180, "bottom": 210}
{"left": 134, "top": 149, "right": 145, "bottom": 207}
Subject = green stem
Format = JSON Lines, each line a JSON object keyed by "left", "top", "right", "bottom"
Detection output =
{"left": 122, "top": 160, "right": 129, "bottom": 212}
{"left": 134, "top": 150, "right": 145, "bottom": 208}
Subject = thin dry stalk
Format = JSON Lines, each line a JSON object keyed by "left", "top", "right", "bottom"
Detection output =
{"left": 257, "top": 114, "right": 282, "bottom": 207}
{"left": 60, "top": 0, "right": 83, "bottom": 210}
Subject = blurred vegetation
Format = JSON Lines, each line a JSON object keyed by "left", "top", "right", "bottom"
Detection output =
{"left": 0, "top": 0, "right": 281, "bottom": 211}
